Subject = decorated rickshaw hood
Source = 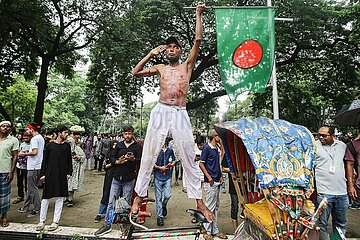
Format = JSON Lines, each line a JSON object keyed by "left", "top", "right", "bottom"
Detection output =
{"left": 215, "top": 117, "right": 316, "bottom": 197}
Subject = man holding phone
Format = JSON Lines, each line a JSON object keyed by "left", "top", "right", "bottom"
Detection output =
{"left": 95, "top": 125, "right": 142, "bottom": 236}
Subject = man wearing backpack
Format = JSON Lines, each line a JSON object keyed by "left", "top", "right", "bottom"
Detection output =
{"left": 98, "top": 134, "right": 111, "bottom": 172}
{"left": 345, "top": 128, "right": 360, "bottom": 209}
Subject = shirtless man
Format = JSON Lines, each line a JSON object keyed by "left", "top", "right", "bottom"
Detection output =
{"left": 131, "top": 4, "right": 214, "bottom": 223}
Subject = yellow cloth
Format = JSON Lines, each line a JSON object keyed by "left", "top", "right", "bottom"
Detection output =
{"left": 244, "top": 199, "right": 275, "bottom": 238}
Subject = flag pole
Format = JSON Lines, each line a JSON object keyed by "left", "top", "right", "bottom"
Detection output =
{"left": 267, "top": 0, "right": 279, "bottom": 120}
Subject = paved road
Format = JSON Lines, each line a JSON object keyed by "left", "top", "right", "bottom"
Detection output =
{"left": 3, "top": 170, "right": 360, "bottom": 239}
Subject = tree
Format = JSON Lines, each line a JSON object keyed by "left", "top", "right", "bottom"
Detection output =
{"left": 43, "top": 73, "right": 102, "bottom": 132}
{"left": 223, "top": 96, "right": 257, "bottom": 121}
{"left": 0, "top": 0, "right": 120, "bottom": 122}
{"left": 87, "top": 0, "right": 359, "bottom": 129}
{"left": 0, "top": 76, "right": 37, "bottom": 125}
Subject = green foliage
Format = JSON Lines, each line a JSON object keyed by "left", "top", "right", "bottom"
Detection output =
{"left": 43, "top": 73, "right": 102, "bottom": 132}
{"left": 71, "top": 234, "right": 88, "bottom": 240}
{"left": 87, "top": 0, "right": 359, "bottom": 132}
{"left": 0, "top": 0, "right": 116, "bottom": 122}
{"left": 0, "top": 76, "right": 37, "bottom": 125}
{"left": 223, "top": 96, "right": 257, "bottom": 121}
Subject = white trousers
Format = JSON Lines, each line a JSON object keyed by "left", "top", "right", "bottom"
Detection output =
{"left": 135, "top": 103, "right": 201, "bottom": 199}
{"left": 39, "top": 197, "right": 64, "bottom": 223}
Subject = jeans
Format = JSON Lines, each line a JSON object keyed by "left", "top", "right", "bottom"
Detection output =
{"left": 154, "top": 178, "right": 171, "bottom": 218}
{"left": 317, "top": 193, "right": 349, "bottom": 237}
{"left": 104, "top": 178, "right": 135, "bottom": 225}
{"left": 97, "top": 203, "right": 107, "bottom": 216}
{"left": 221, "top": 173, "right": 226, "bottom": 191}
{"left": 203, "top": 182, "right": 221, "bottom": 235}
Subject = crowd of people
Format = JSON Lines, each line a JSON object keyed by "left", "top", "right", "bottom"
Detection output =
{"left": 1, "top": 3, "right": 359, "bottom": 240}
{"left": 2, "top": 119, "right": 359, "bottom": 240}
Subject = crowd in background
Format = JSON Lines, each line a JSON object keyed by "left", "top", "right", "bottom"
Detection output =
{"left": 1, "top": 120, "right": 360, "bottom": 240}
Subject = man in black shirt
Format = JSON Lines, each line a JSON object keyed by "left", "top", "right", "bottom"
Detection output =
{"left": 95, "top": 125, "right": 142, "bottom": 236}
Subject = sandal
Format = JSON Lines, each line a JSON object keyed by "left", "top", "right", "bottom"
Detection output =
{"left": 1, "top": 217, "right": 9, "bottom": 227}
{"left": 35, "top": 222, "right": 45, "bottom": 231}
{"left": 13, "top": 197, "right": 24, "bottom": 204}
{"left": 48, "top": 222, "right": 58, "bottom": 231}
{"left": 212, "top": 232, "right": 228, "bottom": 239}
{"left": 203, "top": 233, "right": 213, "bottom": 240}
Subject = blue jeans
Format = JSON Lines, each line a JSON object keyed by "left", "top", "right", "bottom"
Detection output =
{"left": 104, "top": 178, "right": 135, "bottom": 225}
{"left": 97, "top": 203, "right": 107, "bottom": 215}
{"left": 221, "top": 173, "right": 226, "bottom": 191}
{"left": 317, "top": 193, "right": 349, "bottom": 237}
{"left": 154, "top": 178, "right": 171, "bottom": 218}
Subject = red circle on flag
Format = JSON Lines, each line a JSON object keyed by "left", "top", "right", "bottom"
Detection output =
{"left": 232, "top": 40, "right": 263, "bottom": 69}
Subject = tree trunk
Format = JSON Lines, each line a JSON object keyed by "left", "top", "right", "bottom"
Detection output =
{"left": 0, "top": 102, "right": 11, "bottom": 121}
{"left": 33, "top": 57, "right": 51, "bottom": 123}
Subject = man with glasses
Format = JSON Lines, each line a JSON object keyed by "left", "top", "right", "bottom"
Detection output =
{"left": 314, "top": 125, "right": 348, "bottom": 239}
{"left": 0, "top": 121, "right": 19, "bottom": 227}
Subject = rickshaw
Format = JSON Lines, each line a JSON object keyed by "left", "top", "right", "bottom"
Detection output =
{"left": 215, "top": 117, "right": 327, "bottom": 240}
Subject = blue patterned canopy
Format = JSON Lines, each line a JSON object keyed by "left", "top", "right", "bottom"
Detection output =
{"left": 215, "top": 117, "right": 316, "bottom": 196}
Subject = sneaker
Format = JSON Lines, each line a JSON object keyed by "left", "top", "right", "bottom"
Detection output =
{"left": 27, "top": 209, "right": 39, "bottom": 218}
{"left": 94, "top": 215, "right": 102, "bottom": 223}
{"left": 94, "top": 224, "right": 112, "bottom": 236}
{"left": 48, "top": 222, "right": 58, "bottom": 231}
{"left": 157, "top": 217, "right": 164, "bottom": 226}
{"left": 17, "top": 208, "right": 27, "bottom": 213}
{"left": 163, "top": 206, "right": 167, "bottom": 217}
{"left": 349, "top": 204, "right": 360, "bottom": 210}
{"left": 67, "top": 200, "right": 74, "bottom": 207}
{"left": 63, "top": 199, "right": 69, "bottom": 204}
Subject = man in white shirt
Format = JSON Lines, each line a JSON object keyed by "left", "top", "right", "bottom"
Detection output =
{"left": 314, "top": 125, "right": 348, "bottom": 239}
{"left": 18, "top": 122, "right": 45, "bottom": 218}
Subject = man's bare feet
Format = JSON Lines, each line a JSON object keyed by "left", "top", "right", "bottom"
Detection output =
{"left": 196, "top": 199, "right": 214, "bottom": 223}
{"left": 131, "top": 196, "right": 144, "bottom": 215}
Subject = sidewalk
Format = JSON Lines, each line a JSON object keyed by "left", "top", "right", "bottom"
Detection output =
{"left": 0, "top": 222, "right": 234, "bottom": 240}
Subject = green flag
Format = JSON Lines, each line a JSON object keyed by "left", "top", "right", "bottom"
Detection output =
{"left": 215, "top": 7, "right": 275, "bottom": 101}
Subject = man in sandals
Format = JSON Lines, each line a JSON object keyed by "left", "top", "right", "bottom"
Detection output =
{"left": 131, "top": 3, "right": 214, "bottom": 224}
{"left": 0, "top": 121, "right": 19, "bottom": 227}
{"left": 35, "top": 125, "right": 72, "bottom": 232}
{"left": 199, "top": 130, "right": 227, "bottom": 240}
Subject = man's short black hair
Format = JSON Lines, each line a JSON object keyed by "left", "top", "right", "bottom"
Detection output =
{"left": 195, "top": 135, "right": 205, "bottom": 144}
{"left": 123, "top": 125, "right": 134, "bottom": 132}
{"left": 166, "top": 36, "right": 181, "bottom": 48}
{"left": 57, "top": 125, "right": 68, "bottom": 133}
{"left": 322, "top": 125, "right": 335, "bottom": 135}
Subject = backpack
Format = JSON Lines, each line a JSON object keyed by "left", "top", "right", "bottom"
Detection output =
{"left": 101, "top": 138, "right": 111, "bottom": 156}
{"left": 346, "top": 141, "right": 358, "bottom": 175}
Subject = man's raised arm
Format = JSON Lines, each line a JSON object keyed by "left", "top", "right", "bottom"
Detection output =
{"left": 131, "top": 45, "right": 166, "bottom": 77}
{"left": 186, "top": 4, "right": 205, "bottom": 70}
